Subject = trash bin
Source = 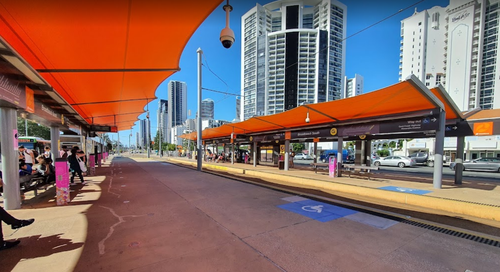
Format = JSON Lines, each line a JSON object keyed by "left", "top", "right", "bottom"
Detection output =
{"left": 278, "top": 160, "right": 284, "bottom": 170}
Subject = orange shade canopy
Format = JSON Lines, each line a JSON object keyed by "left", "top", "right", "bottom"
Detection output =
{"left": 0, "top": 0, "right": 222, "bottom": 130}
{"left": 180, "top": 76, "right": 454, "bottom": 141}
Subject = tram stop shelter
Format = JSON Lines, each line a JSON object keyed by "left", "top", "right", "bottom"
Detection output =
{"left": 0, "top": 0, "right": 223, "bottom": 209}
{"left": 181, "top": 75, "right": 499, "bottom": 189}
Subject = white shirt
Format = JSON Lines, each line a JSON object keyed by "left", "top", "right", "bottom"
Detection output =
{"left": 24, "top": 149, "right": 34, "bottom": 164}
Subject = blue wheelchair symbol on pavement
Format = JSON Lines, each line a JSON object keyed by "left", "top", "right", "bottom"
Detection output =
{"left": 378, "top": 186, "right": 431, "bottom": 195}
{"left": 278, "top": 200, "right": 358, "bottom": 222}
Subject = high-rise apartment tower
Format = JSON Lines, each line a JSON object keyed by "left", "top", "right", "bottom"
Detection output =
{"left": 400, "top": 0, "right": 500, "bottom": 110}
{"left": 241, "top": 0, "right": 347, "bottom": 120}
{"left": 201, "top": 98, "right": 215, "bottom": 120}
{"left": 167, "top": 80, "right": 187, "bottom": 141}
{"left": 157, "top": 99, "right": 168, "bottom": 143}
{"left": 344, "top": 74, "right": 364, "bottom": 98}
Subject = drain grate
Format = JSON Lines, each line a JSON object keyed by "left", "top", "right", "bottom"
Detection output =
{"left": 402, "top": 219, "right": 500, "bottom": 248}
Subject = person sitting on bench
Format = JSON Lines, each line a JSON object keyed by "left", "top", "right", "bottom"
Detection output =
{"left": 19, "top": 162, "right": 33, "bottom": 177}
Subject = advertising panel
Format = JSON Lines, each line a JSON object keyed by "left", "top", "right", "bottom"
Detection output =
{"left": 340, "top": 124, "right": 379, "bottom": 136}
{"left": 25, "top": 86, "right": 35, "bottom": 113}
{"left": 0, "top": 73, "right": 26, "bottom": 108}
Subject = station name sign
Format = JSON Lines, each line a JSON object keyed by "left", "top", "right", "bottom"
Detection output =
{"left": 90, "top": 125, "right": 118, "bottom": 132}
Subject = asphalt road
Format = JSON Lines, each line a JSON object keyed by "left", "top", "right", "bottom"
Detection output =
{"left": 117, "top": 158, "right": 500, "bottom": 271}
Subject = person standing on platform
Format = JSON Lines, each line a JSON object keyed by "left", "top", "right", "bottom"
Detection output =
{"left": 289, "top": 149, "right": 295, "bottom": 168}
{"left": 43, "top": 146, "right": 52, "bottom": 161}
{"left": 18, "top": 146, "right": 34, "bottom": 166}
{"left": 67, "top": 146, "right": 84, "bottom": 185}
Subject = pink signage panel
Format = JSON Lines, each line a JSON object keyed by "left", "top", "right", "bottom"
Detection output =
{"left": 329, "top": 156, "right": 337, "bottom": 178}
{"left": 55, "top": 159, "right": 70, "bottom": 205}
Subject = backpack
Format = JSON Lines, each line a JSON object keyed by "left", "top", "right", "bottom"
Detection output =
{"left": 62, "top": 151, "right": 68, "bottom": 159}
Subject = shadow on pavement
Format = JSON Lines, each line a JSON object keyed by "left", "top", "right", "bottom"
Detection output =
{"left": 0, "top": 234, "right": 84, "bottom": 271}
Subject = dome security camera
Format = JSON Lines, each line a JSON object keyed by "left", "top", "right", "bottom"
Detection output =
{"left": 305, "top": 117, "right": 310, "bottom": 123}
{"left": 220, "top": 2, "right": 234, "bottom": 49}
{"left": 220, "top": 27, "right": 235, "bottom": 49}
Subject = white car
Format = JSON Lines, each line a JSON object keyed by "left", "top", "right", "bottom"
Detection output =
{"left": 294, "top": 153, "right": 312, "bottom": 160}
{"left": 373, "top": 156, "right": 416, "bottom": 168}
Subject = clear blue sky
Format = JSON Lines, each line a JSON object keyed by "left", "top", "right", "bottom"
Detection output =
{"left": 115, "top": 0, "right": 449, "bottom": 144}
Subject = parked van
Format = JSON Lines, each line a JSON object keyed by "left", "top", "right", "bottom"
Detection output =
{"left": 319, "top": 149, "right": 353, "bottom": 163}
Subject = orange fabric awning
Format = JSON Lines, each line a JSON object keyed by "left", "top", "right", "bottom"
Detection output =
{"left": 0, "top": 0, "right": 222, "bottom": 130}
{"left": 180, "top": 76, "right": 455, "bottom": 141}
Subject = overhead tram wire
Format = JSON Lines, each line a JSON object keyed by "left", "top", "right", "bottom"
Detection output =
{"left": 202, "top": 55, "right": 241, "bottom": 104}
{"left": 282, "top": 0, "right": 426, "bottom": 71}
{"left": 198, "top": 0, "right": 426, "bottom": 106}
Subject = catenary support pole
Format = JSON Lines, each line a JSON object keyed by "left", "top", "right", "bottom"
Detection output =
{"left": 117, "top": 132, "right": 120, "bottom": 155}
{"left": 146, "top": 116, "right": 150, "bottom": 158}
{"left": 197, "top": 48, "right": 203, "bottom": 171}
{"left": 0, "top": 107, "right": 21, "bottom": 209}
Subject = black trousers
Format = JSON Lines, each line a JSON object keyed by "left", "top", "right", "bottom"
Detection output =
{"left": 0, "top": 206, "right": 19, "bottom": 242}
{"left": 71, "top": 170, "right": 84, "bottom": 183}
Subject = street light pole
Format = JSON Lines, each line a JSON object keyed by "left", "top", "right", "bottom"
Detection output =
{"left": 197, "top": 48, "right": 203, "bottom": 171}
{"left": 159, "top": 124, "right": 162, "bottom": 157}
{"left": 147, "top": 111, "right": 150, "bottom": 158}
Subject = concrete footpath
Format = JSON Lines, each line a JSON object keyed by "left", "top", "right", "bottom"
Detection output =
{"left": 168, "top": 157, "right": 500, "bottom": 224}
{"left": 0, "top": 155, "right": 499, "bottom": 272}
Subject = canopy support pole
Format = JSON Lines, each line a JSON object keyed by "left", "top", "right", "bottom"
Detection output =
{"left": 313, "top": 141, "right": 317, "bottom": 163}
{"left": 284, "top": 140, "right": 290, "bottom": 171}
{"left": 50, "top": 126, "right": 60, "bottom": 159}
{"left": 337, "top": 137, "right": 343, "bottom": 177}
{"left": 454, "top": 135, "right": 465, "bottom": 185}
{"left": 0, "top": 107, "right": 21, "bottom": 209}
{"left": 433, "top": 109, "right": 446, "bottom": 189}
{"left": 253, "top": 142, "right": 257, "bottom": 167}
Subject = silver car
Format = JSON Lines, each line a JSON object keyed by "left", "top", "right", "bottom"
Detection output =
{"left": 294, "top": 153, "right": 312, "bottom": 160}
{"left": 373, "top": 156, "right": 416, "bottom": 168}
{"left": 450, "top": 157, "right": 500, "bottom": 173}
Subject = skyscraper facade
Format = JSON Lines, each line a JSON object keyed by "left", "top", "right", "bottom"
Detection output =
{"left": 157, "top": 99, "right": 168, "bottom": 143}
{"left": 201, "top": 98, "right": 215, "bottom": 120}
{"left": 139, "top": 119, "right": 149, "bottom": 149}
{"left": 241, "top": 0, "right": 347, "bottom": 120}
{"left": 400, "top": 0, "right": 500, "bottom": 111}
{"left": 344, "top": 74, "right": 364, "bottom": 98}
{"left": 235, "top": 97, "right": 241, "bottom": 122}
{"left": 167, "top": 80, "right": 187, "bottom": 142}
